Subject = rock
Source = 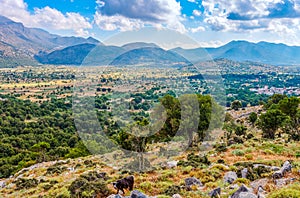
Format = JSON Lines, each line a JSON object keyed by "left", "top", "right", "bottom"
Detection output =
{"left": 167, "top": 161, "right": 178, "bottom": 168}
{"left": 239, "top": 192, "right": 257, "bottom": 198}
{"left": 224, "top": 171, "right": 238, "bottom": 184}
{"left": 253, "top": 164, "right": 268, "bottom": 169}
{"left": 275, "top": 178, "right": 295, "bottom": 188}
{"left": 272, "top": 170, "right": 283, "bottom": 179}
{"left": 250, "top": 178, "right": 268, "bottom": 190}
{"left": 229, "top": 184, "right": 239, "bottom": 190}
{"left": 107, "top": 195, "right": 124, "bottom": 198}
{"left": 172, "top": 194, "right": 182, "bottom": 198}
{"left": 282, "top": 161, "right": 292, "bottom": 173}
{"left": 67, "top": 167, "right": 75, "bottom": 172}
{"left": 184, "top": 177, "right": 203, "bottom": 190}
{"left": 257, "top": 186, "right": 266, "bottom": 198}
{"left": 241, "top": 168, "right": 248, "bottom": 178}
{"left": 0, "top": 181, "right": 6, "bottom": 189}
{"left": 270, "top": 166, "right": 280, "bottom": 171}
{"left": 230, "top": 185, "right": 252, "bottom": 198}
{"left": 209, "top": 187, "right": 221, "bottom": 198}
{"left": 130, "top": 190, "right": 148, "bottom": 198}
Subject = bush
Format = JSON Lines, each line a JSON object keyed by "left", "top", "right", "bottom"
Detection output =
{"left": 164, "top": 185, "right": 181, "bottom": 196}
{"left": 268, "top": 183, "right": 300, "bottom": 198}
{"left": 233, "top": 178, "right": 250, "bottom": 185}
{"left": 46, "top": 165, "right": 67, "bottom": 175}
{"left": 15, "top": 178, "right": 39, "bottom": 190}
{"left": 245, "top": 154, "right": 253, "bottom": 160}
{"left": 68, "top": 171, "right": 110, "bottom": 198}
{"left": 177, "top": 153, "right": 211, "bottom": 168}
{"left": 232, "top": 149, "right": 245, "bottom": 156}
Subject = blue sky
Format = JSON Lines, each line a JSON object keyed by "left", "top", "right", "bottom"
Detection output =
{"left": 1, "top": 0, "right": 300, "bottom": 47}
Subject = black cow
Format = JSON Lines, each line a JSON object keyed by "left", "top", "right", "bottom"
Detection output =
{"left": 113, "top": 175, "right": 134, "bottom": 194}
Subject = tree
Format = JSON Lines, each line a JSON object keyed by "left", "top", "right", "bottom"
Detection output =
{"left": 31, "top": 142, "right": 50, "bottom": 162}
{"left": 249, "top": 112, "right": 258, "bottom": 126}
{"left": 258, "top": 109, "right": 287, "bottom": 139}
{"left": 231, "top": 100, "right": 242, "bottom": 111}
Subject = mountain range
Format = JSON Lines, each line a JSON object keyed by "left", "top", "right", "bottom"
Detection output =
{"left": 1, "top": 15, "right": 300, "bottom": 67}
{"left": 0, "top": 15, "right": 100, "bottom": 67}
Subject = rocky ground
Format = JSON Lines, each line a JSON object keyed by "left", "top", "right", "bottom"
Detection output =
{"left": 0, "top": 133, "right": 299, "bottom": 198}
{"left": 0, "top": 107, "right": 300, "bottom": 198}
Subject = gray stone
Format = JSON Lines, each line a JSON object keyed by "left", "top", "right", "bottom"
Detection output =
{"left": 107, "top": 195, "right": 124, "bottom": 198}
{"left": 229, "top": 184, "right": 239, "bottom": 190}
{"left": 185, "top": 177, "right": 203, "bottom": 190}
{"left": 250, "top": 178, "right": 268, "bottom": 190}
{"left": 275, "top": 179, "right": 288, "bottom": 187}
{"left": 241, "top": 168, "right": 248, "bottom": 178}
{"left": 224, "top": 171, "right": 238, "bottom": 184}
{"left": 230, "top": 185, "right": 252, "bottom": 198}
{"left": 167, "top": 161, "right": 178, "bottom": 168}
{"left": 209, "top": 187, "right": 221, "bottom": 198}
{"left": 282, "top": 161, "right": 292, "bottom": 173}
{"left": 239, "top": 192, "right": 257, "bottom": 198}
{"left": 272, "top": 170, "right": 283, "bottom": 179}
{"left": 172, "top": 194, "right": 182, "bottom": 198}
{"left": 130, "top": 190, "right": 148, "bottom": 198}
{"left": 270, "top": 166, "right": 280, "bottom": 171}
{"left": 257, "top": 186, "right": 266, "bottom": 198}
{"left": 0, "top": 181, "right": 6, "bottom": 189}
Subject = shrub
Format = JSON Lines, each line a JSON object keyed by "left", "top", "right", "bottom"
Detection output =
{"left": 211, "top": 164, "right": 230, "bottom": 171}
{"left": 15, "top": 178, "right": 39, "bottom": 190}
{"left": 139, "top": 181, "right": 152, "bottom": 191}
{"left": 268, "top": 183, "right": 300, "bottom": 198}
{"left": 68, "top": 171, "right": 110, "bottom": 198}
{"left": 233, "top": 178, "right": 250, "bottom": 185}
{"left": 164, "top": 185, "right": 181, "bottom": 196}
{"left": 46, "top": 165, "right": 67, "bottom": 175}
{"left": 232, "top": 149, "right": 245, "bottom": 156}
{"left": 177, "top": 153, "right": 211, "bottom": 168}
{"left": 245, "top": 154, "right": 253, "bottom": 160}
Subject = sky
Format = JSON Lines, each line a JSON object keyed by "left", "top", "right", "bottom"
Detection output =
{"left": 1, "top": 0, "right": 300, "bottom": 47}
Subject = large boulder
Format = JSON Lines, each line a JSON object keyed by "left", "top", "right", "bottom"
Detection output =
{"left": 282, "top": 161, "right": 292, "bottom": 173}
{"left": 209, "top": 187, "right": 221, "bottom": 198}
{"left": 184, "top": 177, "right": 203, "bottom": 190}
{"left": 239, "top": 192, "right": 257, "bottom": 198}
{"left": 241, "top": 168, "right": 248, "bottom": 178}
{"left": 224, "top": 171, "right": 238, "bottom": 184}
{"left": 250, "top": 178, "right": 268, "bottom": 190}
{"left": 130, "top": 190, "right": 148, "bottom": 198}
{"left": 230, "top": 185, "right": 252, "bottom": 198}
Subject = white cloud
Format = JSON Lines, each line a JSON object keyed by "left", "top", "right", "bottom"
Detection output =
{"left": 193, "top": 10, "right": 202, "bottom": 17}
{"left": 0, "top": 0, "right": 92, "bottom": 36}
{"left": 94, "top": 0, "right": 186, "bottom": 33}
{"left": 190, "top": 26, "right": 206, "bottom": 33}
{"left": 201, "top": 0, "right": 300, "bottom": 35}
{"left": 94, "top": 13, "right": 144, "bottom": 31}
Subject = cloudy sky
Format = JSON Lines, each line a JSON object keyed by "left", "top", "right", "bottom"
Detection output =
{"left": 1, "top": 0, "right": 300, "bottom": 47}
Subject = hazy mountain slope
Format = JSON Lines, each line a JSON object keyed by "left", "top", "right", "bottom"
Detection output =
{"left": 0, "top": 15, "right": 100, "bottom": 67}
{"left": 172, "top": 40, "right": 300, "bottom": 65}
{"left": 110, "top": 47, "right": 190, "bottom": 67}
{"left": 121, "top": 42, "right": 160, "bottom": 51}
{"left": 35, "top": 44, "right": 126, "bottom": 65}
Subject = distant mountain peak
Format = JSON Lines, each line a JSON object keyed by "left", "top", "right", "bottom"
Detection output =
{"left": 121, "top": 42, "right": 159, "bottom": 51}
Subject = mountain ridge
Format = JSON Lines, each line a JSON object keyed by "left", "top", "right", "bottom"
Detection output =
{"left": 0, "top": 15, "right": 101, "bottom": 67}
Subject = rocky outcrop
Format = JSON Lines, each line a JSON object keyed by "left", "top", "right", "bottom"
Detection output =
{"left": 184, "top": 177, "right": 203, "bottom": 190}
{"left": 224, "top": 171, "right": 238, "bottom": 184}
{"left": 209, "top": 187, "right": 221, "bottom": 198}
